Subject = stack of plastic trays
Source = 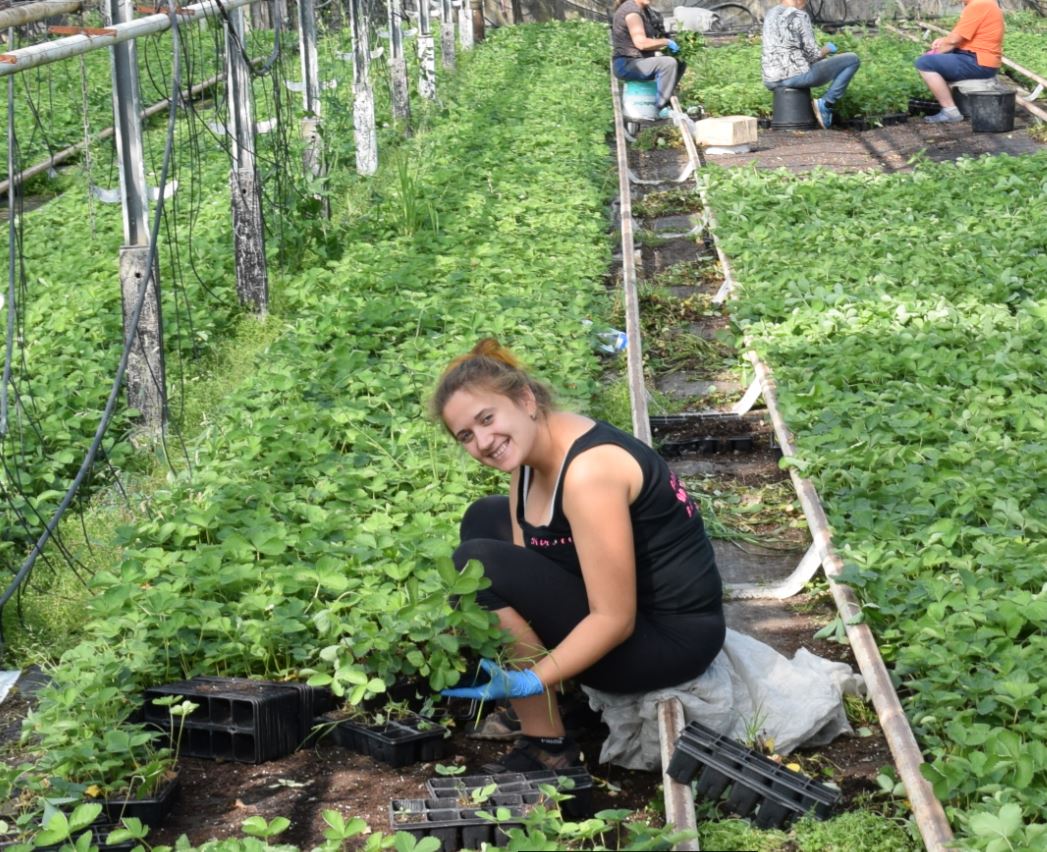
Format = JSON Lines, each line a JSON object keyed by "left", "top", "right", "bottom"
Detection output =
{"left": 667, "top": 720, "right": 840, "bottom": 828}
{"left": 143, "top": 677, "right": 302, "bottom": 763}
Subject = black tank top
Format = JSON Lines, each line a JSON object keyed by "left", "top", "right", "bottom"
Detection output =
{"left": 516, "top": 421, "right": 722, "bottom": 615}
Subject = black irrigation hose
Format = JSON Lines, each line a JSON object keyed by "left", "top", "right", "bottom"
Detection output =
{"left": 0, "top": 1, "right": 185, "bottom": 645}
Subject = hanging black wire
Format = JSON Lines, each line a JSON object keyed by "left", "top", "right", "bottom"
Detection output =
{"left": 0, "top": 0, "right": 187, "bottom": 645}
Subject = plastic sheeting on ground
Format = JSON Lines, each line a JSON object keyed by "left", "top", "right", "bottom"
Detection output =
{"left": 0, "top": 671, "right": 20, "bottom": 705}
{"left": 582, "top": 629, "right": 865, "bottom": 770}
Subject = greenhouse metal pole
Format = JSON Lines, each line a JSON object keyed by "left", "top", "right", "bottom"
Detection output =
{"left": 0, "top": 0, "right": 81, "bottom": 31}
{"left": 471, "top": 0, "right": 485, "bottom": 43}
{"left": 440, "top": 0, "right": 455, "bottom": 69}
{"left": 458, "top": 0, "right": 473, "bottom": 49}
{"left": 0, "top": 0, "right": 257, "bottom": 77}
{"left": 297, "top": 0, "right": 324, "bottom": 183}
{"left": 388, "top": 0, "right": 411, "bottom": 121}
{"left": 106, "top": 0, "right": 166, "bottom": 430}
{"left": 226, "top": 4, "right": 268, "bottom": 313}
{"left": 349, "top": 0, "right": 377, "bottom": 174}
{"left": 417, "top": 0, "right": 436, "bottom": 99}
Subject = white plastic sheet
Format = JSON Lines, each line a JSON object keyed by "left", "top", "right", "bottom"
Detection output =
{"left": 583, "top": 629, "right": 865, "bottom": 769}
{"left": 0, "top": 670, "right": 21, "bottom": 705}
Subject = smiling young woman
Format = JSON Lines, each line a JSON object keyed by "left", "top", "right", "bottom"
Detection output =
{"left": 431, "top": 338, "right": 725, "bottom": 772}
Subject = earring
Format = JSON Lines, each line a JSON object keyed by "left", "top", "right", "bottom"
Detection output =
{"left": 530, "top": 412, "right": 537, "bottom": 421}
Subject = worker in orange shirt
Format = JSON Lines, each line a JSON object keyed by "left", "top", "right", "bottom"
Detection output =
{"left": 914, "top": 0, "right": 1004, "bottom": 124}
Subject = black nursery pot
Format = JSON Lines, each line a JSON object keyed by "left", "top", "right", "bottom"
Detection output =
{"left": 102, "top": 772, "right": 181, "bottom": 828}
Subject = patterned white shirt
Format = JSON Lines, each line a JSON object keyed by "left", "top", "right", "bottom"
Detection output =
{"left": 761, "top": 5, "right": 821, "bottom": 84}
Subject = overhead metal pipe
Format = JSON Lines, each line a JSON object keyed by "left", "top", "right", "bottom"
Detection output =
{"left": 0, "top": 0, "right": 81, "bottom": 31}
{"left": 0, "top": 0, "right": 258, "bottom": 76}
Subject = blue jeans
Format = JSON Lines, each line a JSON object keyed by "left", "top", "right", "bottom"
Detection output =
{"left": 766, "top": 52, "right": 861, "bottom": 105}
{"left": 914, "top": 49, "right": 997, "bottom": 81}
{"left": 613, "top": 55, "right": 687, "bottom": 110}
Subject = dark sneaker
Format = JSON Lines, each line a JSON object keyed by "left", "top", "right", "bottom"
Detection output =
{"left": 924, "top": 109, "right": 963, "bottom": 124}
{"left": 481, "top": 736, "right": 583, "bottom": 774}
{"left": 465, "top": 707, "right": 521, "bottom": 742}
{"left": 812, "top": 97, "right": 832, "bottom": 129}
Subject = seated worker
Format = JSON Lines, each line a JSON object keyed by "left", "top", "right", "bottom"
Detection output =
{"left": 434, "top": 338, "right": 725, "bottom": 771}
{"left": 914, "top": 0, "right": 1004, "bottom": 124}
{"left": 611, "top": 0, "right": 686, "bottom": 120}
{"left": 761, "top": 0, "right": 860, "bottom": 129}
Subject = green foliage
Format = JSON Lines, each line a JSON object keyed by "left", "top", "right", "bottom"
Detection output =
{"left": 705, "top": 151, "right": 1047, "bottom": 844}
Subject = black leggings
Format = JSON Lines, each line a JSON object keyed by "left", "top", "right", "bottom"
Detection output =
{"left": 453, "top": 496, "right": 725, "bottom": 694}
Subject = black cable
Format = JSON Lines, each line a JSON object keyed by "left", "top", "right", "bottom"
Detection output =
{"left": 0, "top": 0, "right": 186, "bottom": 643}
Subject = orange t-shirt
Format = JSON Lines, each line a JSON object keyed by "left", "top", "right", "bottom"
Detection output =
{"left": 951, "top": 0, "right": 1005, "bottom": 68}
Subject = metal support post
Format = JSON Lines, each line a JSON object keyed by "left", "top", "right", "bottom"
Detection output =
{"left": 440, "top": 0, "right": 455, "bottom": 70}
{"left": 297, "top": 0, "right": 325, "bottom": 184}
{"left": 458, "top": 0, "right": 473, "bottom": 50}
{"left": 225, "top": 5, "right": 268, "bottom": 312}
{"left": 350, "top": 0, "right": 377, "bottom": 175}
{"left": 470, "top": 0, "right": 485, "bottom": 44}
{"left": 388, "top": 0, "right": 411, "bottom": 122}
{"left": 417, "top": 0, "right": 436, "bottom": 99}
{"left": 105, "top": 0, "right": 165, "bottom": 430}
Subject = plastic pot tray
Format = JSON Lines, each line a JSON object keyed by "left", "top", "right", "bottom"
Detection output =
{"left": 102, "top": 773, "right": 181, "bottom": 828}
{"left": 668, "top": 721, "right": 840, "bottom": 828}
{"left": 390, "top": 795, "right": 539, "bottom": 851}
{"left": 143, "top": 676, "right": 330, "bottom": 763}
{"left": 320, "top": 714, "right": 451, "bottom": 768}
{"left": 426, "top": 767, "right": 593, "bottom": 818}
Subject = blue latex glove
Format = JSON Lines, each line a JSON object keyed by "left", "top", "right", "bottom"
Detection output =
{"left": 666, "top": 39, "right": 680, "bottom": 54}
{"left": 825, "top": 41, "right": 838, "bottom": 54}
{"left": 441, "top": 659, "right": 545, "bottom": 700}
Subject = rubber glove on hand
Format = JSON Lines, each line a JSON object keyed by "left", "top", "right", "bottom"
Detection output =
{"left": 441, "top": 659, "right": 545, "bottom": 701}
{"left": 666, "top": 39, "right": 680, "bottom": 54}
{"left": 825, "top": 41, "right": 838, "bottom": 54}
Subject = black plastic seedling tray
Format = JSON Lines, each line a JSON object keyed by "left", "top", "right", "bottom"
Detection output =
{"left": 426, "top": 766, "right": 594, "bottom": 818}
{"left": 390, "top": 795, "right": 538, "bottom": 851}
{"left": 320, "top": 714, "right": 451, "bottom": 768}
{"left": 668, "top": 721, "right": 840, "bottom": 828}
{"left": 143, "top": 677, "right": 307, "bottom": 763}
{"left": 103, "top": 773, "right": 181, "bottom": 827}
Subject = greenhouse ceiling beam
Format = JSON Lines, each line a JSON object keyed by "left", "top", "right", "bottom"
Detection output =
{"left": 0, "top": 0, "right": 81, "bottom": 31}
{"left": 0, "top": 0, "right": 257, "bottom": 77}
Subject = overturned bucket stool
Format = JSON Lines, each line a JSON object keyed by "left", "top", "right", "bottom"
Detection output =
{"left": 771, "top": 86, "right": 816, "bottom": 130}
{"left": 968, "top": 88, "right": 1016, "bottom": 133}
{"left": 622, "top": 79, "right": 660, "bottom": 135}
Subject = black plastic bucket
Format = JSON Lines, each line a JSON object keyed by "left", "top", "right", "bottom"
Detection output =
{"left": 968, "top": 90, "right": 1015, "bottom": 133}
{"left": 771, "top": 87, "right": 816, "bottom": 130}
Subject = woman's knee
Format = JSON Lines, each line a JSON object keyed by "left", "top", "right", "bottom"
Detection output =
{"left": 459, "top": 495, "right": 511, "bottom": 543}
